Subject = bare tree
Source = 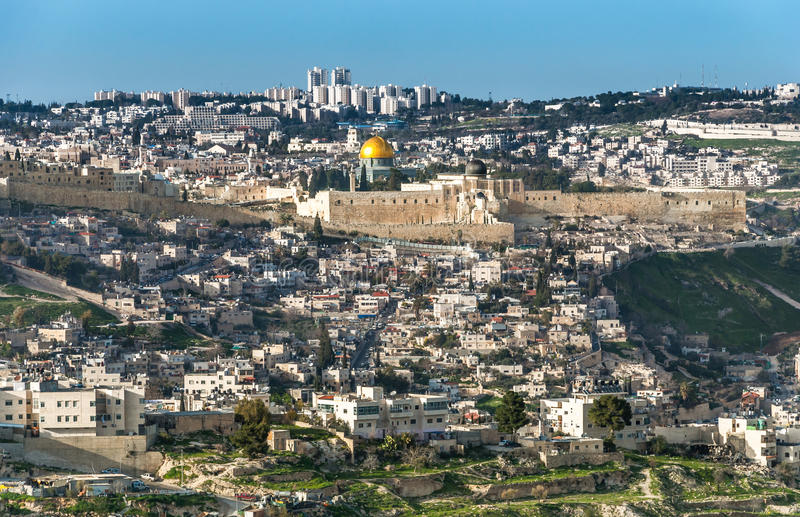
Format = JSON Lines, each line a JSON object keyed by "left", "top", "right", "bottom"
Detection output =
{"left": 362, "top": 454, "right": 379, "bottom": 472}
{"left": 401, "top": 446, "right": 436, "bottom": 473}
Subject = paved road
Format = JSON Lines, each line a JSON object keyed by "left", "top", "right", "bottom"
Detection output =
{"left": 5, "top": 263, "right": 80, "bottom": 301}
{"left": 3, "top": 262, "right": 127, "bottom": 318}
{"left": 753, "top": 279, "right": 800, "bottom": 311}
{"left": 350, "top": 327, "right": 377, "bottom": 369}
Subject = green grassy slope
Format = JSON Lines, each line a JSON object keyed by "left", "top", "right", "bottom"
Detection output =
{"left": 606, "top": 249, "right": 800, "bottom": 352}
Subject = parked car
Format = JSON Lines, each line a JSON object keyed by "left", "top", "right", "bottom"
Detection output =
{"left": 101, "top": 468, "right": 121, "bottom": 474}
{"left": 140, "top": 473, "right": 154, "bottom": 481}
{"left": 498, "top": 440, "right": 519, "bottom": 448}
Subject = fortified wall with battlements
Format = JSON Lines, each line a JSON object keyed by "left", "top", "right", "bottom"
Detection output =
{"left": 510, "top": 189, "right": 746, "bottom": 230}
{"left": 297, "top": 182, "right": 747, "bottom": 232}
{"left": 0, "top": 180, "right": 516, "bottom": 244}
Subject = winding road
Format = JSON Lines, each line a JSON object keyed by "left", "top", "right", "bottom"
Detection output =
{"left": 752, "top": 279, "right": 800, "bottom": 311}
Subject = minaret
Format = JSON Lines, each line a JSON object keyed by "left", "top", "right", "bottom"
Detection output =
{"left": 349, "top": 169, "right": 356, "bottom": 192}
{"left": 137, "top": 133, "right": 145, "bottom": 168}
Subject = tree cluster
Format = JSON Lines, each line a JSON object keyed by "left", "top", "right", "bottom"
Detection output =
{"left": 496, "top": 391, "right": 528, "bottom": 433}
{"left": 119, "top": 257, "right": 140, "bottom": 284}
{"left": 230, "top": 398, "right": 272, "bottom": 457}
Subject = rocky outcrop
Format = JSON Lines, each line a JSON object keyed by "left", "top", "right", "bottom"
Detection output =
{"left": 261, "top": 471, "right": 315, "bottom": 483}
{"left": 470, "top": 469, "right": 629, "bottom": 501}
{"left": 385, "top": 474, "right": 444, "bottom": 498}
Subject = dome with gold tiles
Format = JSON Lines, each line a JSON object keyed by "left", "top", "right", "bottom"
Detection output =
{"left": 359, "top": 136, "right": 394, "bottom": 159}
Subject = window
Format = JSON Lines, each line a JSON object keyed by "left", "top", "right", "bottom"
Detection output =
{"left": 57, "top": 401, "right": 62, "bottom": 408}
{"left": 90, "top": 401, "right": 95, "bottom": 407}
{"left": 427, "top": 418, "right": 433, "bottom": 424}
{"left": 4, "top": 401, "right": 11, "bottom": 406}
{"left": 39, "top": 402, "right": 44, "bottom": 408}
{"left": 4, "top": 415, "right": 10, "bottom": 421}
{"left": 410, "top": 419, "right": 416, "bottom": 424}
{"left": 115, "top": 400, "right": 121, "bottom": 405}
{"left": 57, "top": 416, "right": 62, "bottom": 422}
{"left": 40, "top": 417, "right": 45, "bottom": 423}
{"left": 90, "top": 416, "right": 96, "bottom": 422}
{"left": 116, "top": 414, "right": 121, "bottom": 420}
{"left": 436, "top": 417, "right": 443, "bottom": 423}
{"left": 73, "top": 416, "right": 78, "bottom": 422}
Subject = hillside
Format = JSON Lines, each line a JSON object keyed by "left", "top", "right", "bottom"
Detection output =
{"left": 606, "top": 247, "right": 800, "bottom": 352}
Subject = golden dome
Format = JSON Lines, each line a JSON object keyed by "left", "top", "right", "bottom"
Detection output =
{"left": 359, "top": 136, "right": 394, "bottom": 159}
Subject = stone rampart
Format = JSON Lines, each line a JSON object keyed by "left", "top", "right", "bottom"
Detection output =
{"left": 511, "top": 189, "right": 746, "bottom": 231}
{"left": 0, "top": 182, "right": 517, "bottom": 244}
{"left": 1, "top": 181, "right": 277, "bottom": 226}
{"left": 327, "top": 190, "right": 456, "bottom": 225}
{"left": 0, "top": 181, "right": 747, "bottom": 242}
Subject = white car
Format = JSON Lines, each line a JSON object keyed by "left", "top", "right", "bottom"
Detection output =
{"left": 141, "top": 473, "right": 154, "bottom": 481}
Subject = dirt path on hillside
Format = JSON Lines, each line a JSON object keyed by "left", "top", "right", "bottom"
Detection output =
{"left": 638, "top": 468, "right": 656, "bottom": 499}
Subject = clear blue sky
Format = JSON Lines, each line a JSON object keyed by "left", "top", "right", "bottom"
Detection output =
{"left": 3, "top": 0, "right": 799, "bottom": 104}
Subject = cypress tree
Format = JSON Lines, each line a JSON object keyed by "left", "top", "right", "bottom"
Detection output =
{"left": 359, "top": 164, "right": 368, "bottom": 191}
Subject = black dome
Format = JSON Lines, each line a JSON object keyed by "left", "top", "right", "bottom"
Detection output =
{"left": 465, "top": 159, "right": 487, "bottom": 176}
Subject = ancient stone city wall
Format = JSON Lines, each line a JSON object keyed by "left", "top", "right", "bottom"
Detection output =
{"left": 1, "top": 181, "right": 277, "bottom": 226}
{"left": 0, "top": 181, "right": 747, "bottom": 241}
{"left": 327, "top": 190, "right": 456, "bottom": 225}
{"left": 510, "top": 189, "right": 746, "bottom": 230}
{"left": 322, "top": 186, "right": 745, "bottom": 231}
{"left": 0, "top": 182, "right": 515, "bottom": 243}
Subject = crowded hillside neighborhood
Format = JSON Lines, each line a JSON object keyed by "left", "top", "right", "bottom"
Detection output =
{"left": 1, "top": 69, "right": 800, "bottom": 515}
